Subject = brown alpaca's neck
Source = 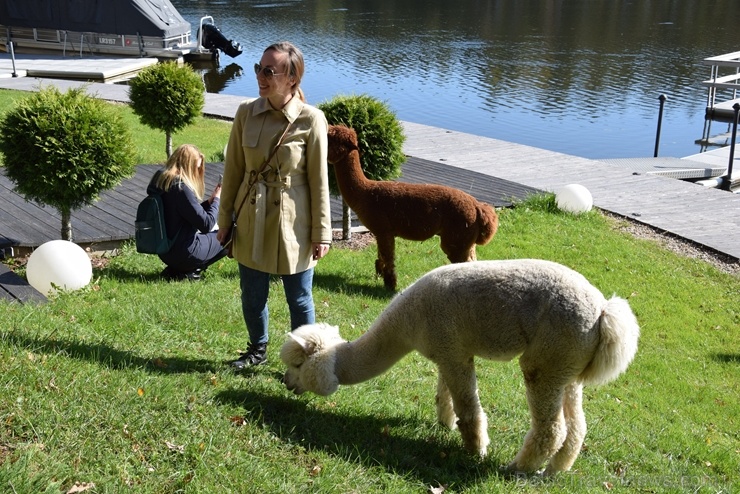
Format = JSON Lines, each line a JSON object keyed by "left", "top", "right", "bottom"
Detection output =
{"left": 334, "top": 149, "right": 371, "bottom": 201}
{"left": 333, "top": 317, "right": 413, "bottom": 385}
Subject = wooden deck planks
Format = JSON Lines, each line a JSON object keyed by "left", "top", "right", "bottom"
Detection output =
{"left": 0, "top": 157, "right": 539, "bottom": 252}
{"left": 399, "top": 121, "right": 740, "bottom": 259}
{"left": 0, "top": 263, "right": 46, "bottom": 304}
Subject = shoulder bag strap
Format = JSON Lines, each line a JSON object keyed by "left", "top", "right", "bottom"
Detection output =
{"left": 232, "top": 121, "right": 293, "bottom": 221}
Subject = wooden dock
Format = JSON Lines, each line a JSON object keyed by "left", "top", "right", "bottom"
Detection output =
{"left": 702, "top": 51, "right": 740, "bottom": 120}
{"left": 0, "top": 53, "right": 158, "bottom": 81}
{"left": 1, "top": 74, "right": 739, "bottom": 302}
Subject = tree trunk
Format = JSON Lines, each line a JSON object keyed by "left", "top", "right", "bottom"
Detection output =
{"left": 60, "top": 208, "right": 73, "bottom": 241}
{"left": 166, "top": 132, "right": 173, "bottom": 158}
{"left": 342, "top": 200, "right": 352, "bottom": 240}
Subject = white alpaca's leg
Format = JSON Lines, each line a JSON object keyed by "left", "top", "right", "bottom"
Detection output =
{"left": 544, "top": 382, "right": 586, "bottom": 475}
{"left": 507, "top": 361, "right": 569, "bottom": 473}
{"left": 438, "top": 362, "right": 490, "bottom": 456}
{"left": 436, "top": 372, "right": 457, "bottom": 429}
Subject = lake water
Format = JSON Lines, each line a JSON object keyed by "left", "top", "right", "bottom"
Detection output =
{"left": 171, "top": 0, "right": 740, "bottom": 160}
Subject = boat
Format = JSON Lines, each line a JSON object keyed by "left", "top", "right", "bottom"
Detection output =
{"left": 0, "top": 0, "right": 242, "bottom": 61}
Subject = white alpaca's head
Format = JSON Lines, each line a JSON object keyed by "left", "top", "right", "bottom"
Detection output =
{"left": 280, "top": 323, "right": 346, "bottom": 396}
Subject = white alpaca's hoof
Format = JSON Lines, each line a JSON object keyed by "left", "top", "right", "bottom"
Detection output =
{"left": 437, "top": 410, "right": 457, "bottom": 430}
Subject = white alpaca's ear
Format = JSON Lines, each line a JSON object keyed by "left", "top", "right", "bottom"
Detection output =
{"left": 288, "top": 333, "right": 317, "bottom": 355}
{"left": 320, "top": 323, "right": 341, "bottom": 338}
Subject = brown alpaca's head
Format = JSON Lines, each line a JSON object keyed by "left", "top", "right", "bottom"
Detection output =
{"left": 327, "top": 125, "right": 359, "bottom": 165}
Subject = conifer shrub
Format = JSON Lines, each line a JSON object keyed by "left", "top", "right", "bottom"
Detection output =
{"left": 0, "top": 86, "right": 136, "bottom": 241}
{"left": 128, "top": 61, "right": 205, "bottom": 157}
{"left": 318, "top": 94, "right": 406, "bottom": 237}
{"left": 318, "top": 94, "right": 406, "bottom": 196}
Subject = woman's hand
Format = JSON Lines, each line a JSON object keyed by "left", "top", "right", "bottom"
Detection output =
{"left": 209, "top": 184, "right": 222, "bottom": 203}
{"left": 216, "top": 226, "right": 230, "bottom": 245}
{"left": 312, "top": 242, "right": 330, "bottom": 260}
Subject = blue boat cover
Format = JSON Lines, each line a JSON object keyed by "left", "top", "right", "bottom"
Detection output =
{"left": 0, "top": 0, "right": 190, "bottom": 38}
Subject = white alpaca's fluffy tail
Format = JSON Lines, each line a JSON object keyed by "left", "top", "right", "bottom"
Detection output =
{"left": 579, "top": 296, "right": 640, "bottom": 386}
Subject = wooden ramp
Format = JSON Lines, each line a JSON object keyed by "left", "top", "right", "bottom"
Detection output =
{"left": 600, "top": 157, "right": 727, "bottom": 180}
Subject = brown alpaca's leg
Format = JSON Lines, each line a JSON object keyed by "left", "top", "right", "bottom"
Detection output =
{"left": 374, "top": 258, "right": 384, "bottom": 277}
{"left": 544, "top": 382, "right": 586, "bottom": 474}
{"left": 375, "top": 234, "right": 397, "bottom": 291}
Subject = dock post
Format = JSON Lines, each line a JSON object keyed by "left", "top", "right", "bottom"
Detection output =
{"left": 7, "top": 29, "right": 18, "bottom": 78}
{"left": 654, "top": 94, "right": 667, "bottom": 157}
{"left": 722, "top": 103, "right": 740, "bottom": 191}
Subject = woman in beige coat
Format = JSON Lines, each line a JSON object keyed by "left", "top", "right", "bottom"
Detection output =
{"left": 217, "top": 41, "right": 332, "bottom": 369}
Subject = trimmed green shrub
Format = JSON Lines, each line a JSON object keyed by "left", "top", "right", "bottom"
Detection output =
{"left": 128, "top": 61, "right": 205, "bottom": 157}
{"left": 318, "top": 94, "right": 405, "bottom": 193}
{"left": 318, "top": 94, "right": 406, "bottom": 237}
{"left": 0, "top": 86, "right": 136, "bottom": 241}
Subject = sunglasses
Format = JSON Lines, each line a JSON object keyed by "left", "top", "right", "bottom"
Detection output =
{"left": 254, "top": 63, "right": 285, "bottom": 79}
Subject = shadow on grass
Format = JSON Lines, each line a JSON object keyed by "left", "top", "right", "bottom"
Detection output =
{"left": 94, "top": 265, "right": 241, "bottom": 284}
{"left": 3, "top": 330, "right": 222, "bottom": 374}
{"left": 712, "top": 353, "right": 740, "bottom": 364}
{"left": 313, "top": 272, "right": 396, "bottom": 301}
{"left": 215, "top": 387, "right": 510, "bottom": 489}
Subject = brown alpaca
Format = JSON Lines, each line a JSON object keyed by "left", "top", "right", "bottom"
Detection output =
{"left": 327, "top": 125, "right": 499, "bottom": 291}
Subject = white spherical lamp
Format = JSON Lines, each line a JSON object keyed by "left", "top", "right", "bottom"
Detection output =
{"left": 556, "top": 184, "right": 593, "bottom": 214}
{"left": 26, "top": 240, "right": 93, "bottom": 296}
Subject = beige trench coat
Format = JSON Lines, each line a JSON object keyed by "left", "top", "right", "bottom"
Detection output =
{"left": 218, "top": 96, "right": 332, "bottom": 274}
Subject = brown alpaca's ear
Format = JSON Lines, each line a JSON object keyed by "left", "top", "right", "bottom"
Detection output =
{"left": 327, "top": 125, "right": 338, "bottom": 140}
{"left": 327, "top": 125, "right": 359, "bottom": 164}
{"left": 338, "top": 126, "right": 359, "bottom": 151}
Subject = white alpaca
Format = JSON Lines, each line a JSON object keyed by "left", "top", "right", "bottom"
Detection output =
{"left": 280, "top": 259, "right": 640, "bottom": 475}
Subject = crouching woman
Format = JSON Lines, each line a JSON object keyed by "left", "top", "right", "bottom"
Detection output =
{"left": 148, "top": 144, "right": 227, "bottom": 280}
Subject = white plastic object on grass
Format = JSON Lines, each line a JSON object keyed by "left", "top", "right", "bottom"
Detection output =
{"left": 26, "top": 240, "right": 92, "bottom": 296}
{"left": 556, "top": 184, "right": 593, "bottom": 214}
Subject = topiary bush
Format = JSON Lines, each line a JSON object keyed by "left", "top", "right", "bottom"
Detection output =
{"left": 318, "top": 94, "right": 406, "bottom": 193}
{"left": 0, "top": 86, "right": 137, "bottom": 241}
{"left": 128, "top": 61, "right": 205, "bottom": 157}
{"left": 318, "top": 94, "right": 406, "bottom": 237}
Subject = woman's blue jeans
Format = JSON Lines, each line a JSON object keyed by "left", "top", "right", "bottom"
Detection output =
{"left": 238, "top": 263, "right": 315, "bottom": 346}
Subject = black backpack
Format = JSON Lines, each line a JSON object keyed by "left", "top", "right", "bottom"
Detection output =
{"left": 135, "top": 171, "right": 179, "bottom": 254}
{"left": 134, "top": 191, "right": 174, "bottom": 254}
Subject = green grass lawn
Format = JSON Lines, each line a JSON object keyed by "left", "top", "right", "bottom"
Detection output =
{"left": 1, "top": 196, "right": 738, "bottom": 493}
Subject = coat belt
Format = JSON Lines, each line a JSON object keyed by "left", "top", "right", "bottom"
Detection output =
{"left": 252, "top": 174, "right": 308, "bottom": 261}
{"left": 261, "top": 174, "right": 308, "bottom": 189}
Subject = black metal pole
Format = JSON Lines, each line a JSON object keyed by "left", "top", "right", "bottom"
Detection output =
{"left": 654, "top": 94, "right": 667, "bottom": 157}
{"left": 724, "top": 102, "right": 740, "bottom": 190}
{"left": 7, "top": 29, "right": 18, "bottom": 78}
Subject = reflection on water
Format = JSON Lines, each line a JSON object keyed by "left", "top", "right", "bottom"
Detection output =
{"left": 174, "top": 0, "right": 740, "bottom": 159}
{"left": 189, "top": 61, "right": 244, "bottom": 93}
